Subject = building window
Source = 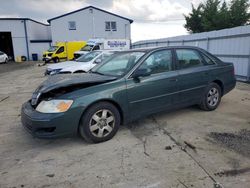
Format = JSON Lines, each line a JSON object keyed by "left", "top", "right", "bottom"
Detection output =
{"left": 105, "top": 21, "right": 117, "bottom": 31}
{"left": 68, "top": 21, "right": 76, "bottom": 30}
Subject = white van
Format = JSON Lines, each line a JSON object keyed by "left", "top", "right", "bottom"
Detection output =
{"left": 74, "top": 39, "right": 130, "bottom": 59}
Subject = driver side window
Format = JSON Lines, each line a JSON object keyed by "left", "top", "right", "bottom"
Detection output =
{"left": 138, "top": 50, "right": 172, "bottom": 74}
{"left": 56, "top": 47, "right": 64, "bottom": 54}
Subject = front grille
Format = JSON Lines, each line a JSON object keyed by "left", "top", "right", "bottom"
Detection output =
{"left": 43, "top": 54, "right": 46, "bottom": 57}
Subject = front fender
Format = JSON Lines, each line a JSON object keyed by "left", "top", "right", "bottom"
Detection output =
{"left": 64, "top": 79, "right": 129, "bottom": 125}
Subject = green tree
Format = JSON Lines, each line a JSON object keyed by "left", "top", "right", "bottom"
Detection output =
{"left": 184, "top": 4, "right": 204, "bottom": 33}
{"left": 184, "top": 0, "right": 250, "bottom": 33}
{"left": 217, "top": 1, "right": 231, "bottom": 29}
{"left": 230, "top": 0, "right": 250, "bottom": 26}
{"left": 201, "top": 0, "right": 221, "bottom": 31}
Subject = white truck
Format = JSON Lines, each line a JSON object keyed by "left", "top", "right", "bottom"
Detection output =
{"left": 74, "top": 39, "right": 130, "bottom": 59}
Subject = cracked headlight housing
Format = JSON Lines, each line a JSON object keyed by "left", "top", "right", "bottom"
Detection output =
{"left": 36, "top": 100, "right": 73, "bottom": 113}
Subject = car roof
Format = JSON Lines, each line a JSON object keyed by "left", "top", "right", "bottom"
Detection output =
{"left": 94, "top": 50, "right": 120, "bottom": 53}
{"left": 120, "top": 46, "right": 205, "bottom": 53}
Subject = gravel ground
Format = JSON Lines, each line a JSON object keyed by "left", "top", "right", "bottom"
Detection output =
{"left": 0, "top": 63, "right": 250, "bottom": 188}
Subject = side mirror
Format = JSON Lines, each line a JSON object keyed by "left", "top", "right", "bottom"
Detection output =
{"left": 94, "top": 58, "right": 102, "bottom": 64}
{"left": 132, "top": 68, "right": 151, "bottom": 78}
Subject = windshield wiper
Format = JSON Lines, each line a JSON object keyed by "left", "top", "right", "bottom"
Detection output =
{"left": 89, "top": 70, "right": 106, "bottom": 76}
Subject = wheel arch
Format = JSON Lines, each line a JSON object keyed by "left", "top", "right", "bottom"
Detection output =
{"left": 212, "top": 79, "right": 224, "bottom": 95}
{"left": 78, "top": 99, "right": 124, "bottom": 130}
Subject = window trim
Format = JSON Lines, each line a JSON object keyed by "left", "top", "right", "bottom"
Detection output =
{"left": 174, "top": 48, "right": 205, "bottom": 70}
{"left": 105, "top": 21, "right": 117, "bottom": 31}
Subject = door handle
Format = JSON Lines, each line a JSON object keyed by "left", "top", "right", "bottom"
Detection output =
{"left": 169, "top": 78, "right": 178, "bottom": 82}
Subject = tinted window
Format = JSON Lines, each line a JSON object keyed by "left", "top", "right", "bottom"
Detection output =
{"left": 138, "top": 50, "right": 172, "bottom": 74}
{"left": 202, "top": 53, "right": 215, "bottom": 65}
{"left": 176, "top": 49, "right": 203, "bottom": 69}
{"left": 56, "top": 47, "right": 64, "bottom": 54}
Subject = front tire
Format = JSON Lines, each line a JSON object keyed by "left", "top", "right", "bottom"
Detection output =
{"left": 53, "top": 57, "right": 59, "bottom": 63}
{"left": 5, "top": 58, "right": 8, "bottom": 63}
{"left": 79, "top": 102, "right": 120, "bottom": 143}
{"left": 199, "top": 83, "right": 221, "bottom": 111}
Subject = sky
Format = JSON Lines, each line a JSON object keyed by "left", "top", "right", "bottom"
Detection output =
{"left": 0, "top": 0, "right": 204, "bottom": 42}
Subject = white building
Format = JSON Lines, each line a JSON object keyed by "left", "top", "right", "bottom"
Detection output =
{"left": 48, "top": 6, "right": 133, "bottom": 43}
{"left": 0, "top": 6, "right": 133, "bottom": 61}
{"left": 0, "top": 18, "right": 51, "bottom": 61}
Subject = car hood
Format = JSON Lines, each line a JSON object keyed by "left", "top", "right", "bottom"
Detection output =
{"left": 31, "top": 73, "right": 117, "bottom": 106}
{"left": 37, "top": 73, "right": 117, "bottom": 94}
{"left": 60, "top": 62, "right": 94, "bottom": 72}
{"left": 47, "top": 61, "right": 75, "bottom": 70}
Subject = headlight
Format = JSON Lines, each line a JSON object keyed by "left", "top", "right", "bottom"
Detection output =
{"left": 36, "top": 100, "right": 73, "bottom": 113}
{"left": 50, "top": 69, "right": 62, "bottom": 75}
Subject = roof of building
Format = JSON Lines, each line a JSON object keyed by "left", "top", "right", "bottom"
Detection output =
{"left": 0, "top": 18, "right": 50, "bottom": 26}
{"left": 47, "top": 6, "right": 133, "bottom": 24}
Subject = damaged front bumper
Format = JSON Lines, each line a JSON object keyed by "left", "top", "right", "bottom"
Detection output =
{"left": 21, "top": 101, "right": 82, "bottom": 138}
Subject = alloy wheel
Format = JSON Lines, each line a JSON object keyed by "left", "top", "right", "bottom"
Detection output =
{"left": 207, "top": 87, "right": 219, "bottom": 107}
{"left": 89, "top": 109, "right": 115, "bottom": 138}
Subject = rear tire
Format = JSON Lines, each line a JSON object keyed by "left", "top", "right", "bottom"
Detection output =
{"left": 199, "top": 83, "right": 221, "bottom": 111}
{"left": 79, "top": 102, "right": 120, "bottom": 143}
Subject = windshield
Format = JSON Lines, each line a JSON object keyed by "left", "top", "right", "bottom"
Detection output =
{"left": 92, "top": 52, "right": 145, "bottom": 77}
{"left": 48, "top": 46, "right": 58, "bottom": 52}
{"left": 81, "top": 45, "right": 94, "bottom": 51}
{"left": 76, "top": 51, "right": 101, "bottom": 62}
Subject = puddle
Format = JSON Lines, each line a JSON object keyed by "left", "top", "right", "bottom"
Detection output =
{"left": 208, "top": 129, "right": 250, "bottom": 158}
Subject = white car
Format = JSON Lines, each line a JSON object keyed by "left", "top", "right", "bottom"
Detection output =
{"left": 45, "top": 51, "right": 115, "bottom": 75}
{"left": 0, "top": 51, "right": 8, "bottom": 63}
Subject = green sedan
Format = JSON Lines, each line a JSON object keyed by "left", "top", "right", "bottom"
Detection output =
{"left": 21, "top": 46, "right": 236, "bottom": 143}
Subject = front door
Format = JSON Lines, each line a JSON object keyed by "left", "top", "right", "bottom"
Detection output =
{"left": 126, "top": 49, "right": 179, "bottom": 120}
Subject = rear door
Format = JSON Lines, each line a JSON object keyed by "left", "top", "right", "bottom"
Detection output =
{"left": 126, "top": 49, "right": 179, "bottom": 119}
{"left": 175, "top": 48, "right": 210, "bottom": 104}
